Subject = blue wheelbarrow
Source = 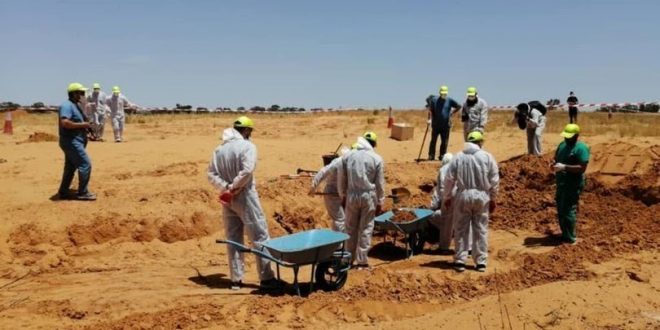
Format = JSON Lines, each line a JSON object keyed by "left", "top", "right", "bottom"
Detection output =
{"left": 374, "top": 208, "right": 434, "bottom": 258}
{"left": 216, "top": 228, "right": 351, "bottom": 296}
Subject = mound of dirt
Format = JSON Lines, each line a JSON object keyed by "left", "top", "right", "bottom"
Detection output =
{"left": 589, "top": 142, "right": 659, "bottom": 185}
{"left": 9, "top": 211, "right": 219, "bottom": 250}
{"left": 22, "top": 132, "right": 57, "bottom": 143}
{"left": 273, "top": 206, "right": 327, "bottom": 234}
{"left": 391, "top": 210, "right": 417, "bottom": 223}
{"left": 140, "top": 161, "right": 200, "bottom": 177}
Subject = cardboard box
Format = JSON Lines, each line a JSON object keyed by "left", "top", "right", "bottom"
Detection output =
{"left": 390, "top": 123, "right": 414, "bottom": 141}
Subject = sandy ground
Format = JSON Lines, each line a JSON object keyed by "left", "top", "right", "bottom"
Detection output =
{"left": 0, "top": 110, "right": 658, "bottom": 329}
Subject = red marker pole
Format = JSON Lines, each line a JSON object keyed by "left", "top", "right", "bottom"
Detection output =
{"left": 3, "top": 111, "right": 13, "bottom": 135}
{"left": 387, "top": 106, "right": 394, "bottom": 128}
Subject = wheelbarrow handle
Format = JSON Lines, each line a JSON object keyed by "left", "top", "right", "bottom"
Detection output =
{"left": 383, "top": 218, "right": 406, "bottom": 233}
{"left": 215, "top": 239, "right": 295, "bottom": 267}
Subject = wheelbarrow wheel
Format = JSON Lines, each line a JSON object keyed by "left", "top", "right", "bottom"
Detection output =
{"left": 408, "top": 231, "right": 426, "bottom": 255}
{"left": 315, "top": 260, "right": 348, "bottom": 292}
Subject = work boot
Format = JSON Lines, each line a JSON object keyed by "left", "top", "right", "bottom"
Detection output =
{"left": 76, "top": 192, "right": 97, "bottom": 201}
{"left": 475, "top": 264, "right": 487, "bottom": 272}
{"left": 55, "top": 192, "right": 74, "bottom": 200}
{"left": 230, "top": 281, "right": 242, "bottom": 290}
{"left": 453, "top": 262, "right": 466, "bottom": 273}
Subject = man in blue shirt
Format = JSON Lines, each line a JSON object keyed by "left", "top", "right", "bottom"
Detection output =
{"left": 426, "top": 85, "right": 462, "bottom": 160}
{"left": 57, "top": 83, "right": 96, "bottom": 201}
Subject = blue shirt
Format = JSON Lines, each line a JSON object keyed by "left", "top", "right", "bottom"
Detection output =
{"left": 58, "top": 100, "right": 87, "bottom": 144}
{"left": 428, "top": 95, "right": 460, "bottom": 127}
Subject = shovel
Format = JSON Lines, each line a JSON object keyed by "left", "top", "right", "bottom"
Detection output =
{"left": 386, "top": 187, "right": 411, "bottom": 204}
{"left": 314, "top": 192, "right": 339, "bottom": 196}
{"left": 297, "top": 168, "right": 318, "bottom": 175}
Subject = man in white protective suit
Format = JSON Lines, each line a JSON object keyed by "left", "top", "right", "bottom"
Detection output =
{"left": 207, "top": 116, "right": 281, "bottom": 290}
{"left": 309, "top": 146, "right": 353, "bottom": 233}
{"left": 443, "top": 131, "right": 499, "bottom": 273}
{"left": 338, "top": 132, "right": 385, "bottom": 270}
{"left": 105, "top": 86, "right": 137, "bottom": 142}
{"left": 87, "top": 83, "right": 108, "bottom": 141}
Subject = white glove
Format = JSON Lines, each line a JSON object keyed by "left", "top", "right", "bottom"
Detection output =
{"left": 426, "top": 119, "right": 432, "bottom": 124}
{"left": 553, "top": 163, "right": 566, "bottom": 172}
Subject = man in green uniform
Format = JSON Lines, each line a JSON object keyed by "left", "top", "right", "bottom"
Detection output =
{"left": 552, "top": 124, "right": 590, "bottom": 244}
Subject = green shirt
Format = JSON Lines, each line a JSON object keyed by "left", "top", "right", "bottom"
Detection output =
{"left": 555, "top": 140, "right": 590, "bottom": 189}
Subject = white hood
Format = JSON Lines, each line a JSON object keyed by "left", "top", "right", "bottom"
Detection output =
{"left": 462, "top": 142, "right": 481, "bottom": 155}
{"left": 355, "top": 136, "right": 374, "bottom": 151}
{"left": 222, "top": 128, "right": 244, "bottom": 144}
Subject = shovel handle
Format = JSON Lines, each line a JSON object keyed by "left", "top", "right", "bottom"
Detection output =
{"left": 333, "top": 143, "right": 343, "bottom": 154}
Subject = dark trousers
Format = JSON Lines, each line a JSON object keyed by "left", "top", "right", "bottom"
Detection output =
{"left": 58, "top": 140, "right": 92, "bottom": 195}
{"left": 428, "top": 125, "right": 450, "bottom": 159}
{"left": 569, "top": 107, "right": 578, "bottom": 123}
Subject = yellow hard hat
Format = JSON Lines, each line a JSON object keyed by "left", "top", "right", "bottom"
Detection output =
{"left": 67, "top": 82, "right": 88, "bottom": 93}
{"left": 233, "top": 116, "right": 254, "bottom": 129}
{"left": 363, "top": 131, "right": 377, "bottom": 143}
{"left": 467, "top": 131, "right": 484, "bottom": 142}
{"left": 466, "top": 86, "right": 477, "bottom": 97}
{"left": 561, "top": 124, "right": 580, "bottom": 138}
{"left": 92, "top": 83, "right": 101, "bottom": 89}
{"left": 112, "top": 86, "right": 121, "bottom": 94}
{"left": 439, "top": 85, "right": 449, "bottom": 95}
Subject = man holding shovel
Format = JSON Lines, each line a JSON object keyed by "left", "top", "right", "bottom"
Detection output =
{"left": 309, "top": 146, "right": 353, "bottom": 233}
{"left": 338, "top": 132, "right": 385, "bottom": 269}
{"left": 426, "top": 85, "right": 462, "bottom": 161}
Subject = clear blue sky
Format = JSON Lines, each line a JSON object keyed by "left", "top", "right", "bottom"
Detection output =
{"left": 1, "top": 0, "right": 658, "bottom": 108}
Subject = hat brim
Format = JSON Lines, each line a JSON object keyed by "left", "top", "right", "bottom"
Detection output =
{"left": 561, "top": 132, "right": 577, "bottom": 138}
{"left": 466, "top": 92, "right": 476, "bottom": 97}
{"left": 440, "top": 91, "right": 448, "bottom": 95}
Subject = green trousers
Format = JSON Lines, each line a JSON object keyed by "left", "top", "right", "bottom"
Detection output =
{"left": 556, "top": 187, "right": 580, "bottom": 243}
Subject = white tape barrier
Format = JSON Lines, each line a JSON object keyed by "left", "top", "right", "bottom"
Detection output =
{"left": 490, "top": 101, "right": 659, "bottom": 111}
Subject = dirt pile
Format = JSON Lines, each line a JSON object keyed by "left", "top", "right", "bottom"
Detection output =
{"left": 492, "top": 154, "right": 557, "bottom": 233}
{"left": 391, "top": 210, "right": 417, "bottom": 223}
{"left": 139, "top": 161, "right": 201, "bottom": 177}
{"left": 8, "top": 211, "right": 219, "bottom": 268}
{"left": 21, "top": 132, "right": 57, "bottom": 143}
{"left": 609, "top": 161, "right": 660, "bottom": 206}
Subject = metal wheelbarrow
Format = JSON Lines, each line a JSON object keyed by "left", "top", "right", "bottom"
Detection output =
{"left": 216, "top": 228, "right": 351, "bottom": 296}
{"left": 374, "top": 208, "right": 433, "bottom": 258}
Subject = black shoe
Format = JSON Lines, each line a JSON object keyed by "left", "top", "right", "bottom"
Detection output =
{"left": 260, "top": 278, "right": 284, "bottom": 290}
{"left": 453, "top": 262, "right": 466, "bottom": 272}
{"left": 428, "top": 155, "right": 435, "bottom": 161}
{"left": 437, "top": 248, "right": 454, "bottom": 256}
{"left": 76, "top": 192, "right": 97, "bottom": 201}
{"left": 55, "top": 192, "right": 74, "bottom": 200}
{"left": 476, "top": 264, "right": 486, "bottom": 272}
{"left": 230, "top": 281, "right": 242, "bottom": 290}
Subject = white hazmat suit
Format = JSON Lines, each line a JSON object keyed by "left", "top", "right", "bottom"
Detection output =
{"left": 105, "top": 93, "right": 134, "bottom": 142}
{"left": 461, "top": 98, "right": 489, "bottom": 141}
{"left": 207, "top": 128, "right": 275, "bottom": 283}
{"left": 443, "top": 142, "right": 499, "bottom": 267}
{"left": 87, "top": 90, "right": 108, "bottom": 139}
{"left": 526, "top": 108, "right": 546, "bottom": 156}
{"left": 311, "top": 157, "right": 346, "bottom": 233}
{"left": 338, "top": 137, "right": 385, "bottom": 266}
{"left": 429, "top": 154, "right": 458, "bottom": 250}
